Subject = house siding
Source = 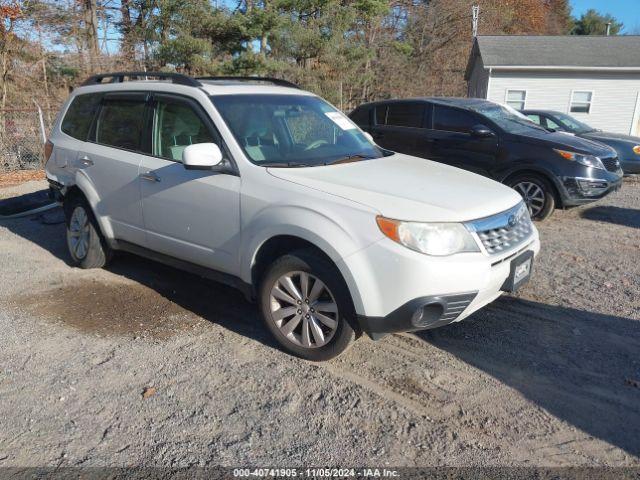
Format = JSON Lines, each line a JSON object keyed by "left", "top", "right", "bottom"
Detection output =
{"left": 486, "top": 70, "right": 640, "bottom": 134}
{"left": 467, "top": 56, "right": 490, "bottom": 99}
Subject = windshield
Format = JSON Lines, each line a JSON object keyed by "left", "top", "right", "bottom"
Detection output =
{"left": 211, "top": 94, "right": 388, "bottom": 166}
{"left": 470, "top": 102, "right": 547, "bottom": 135}
{"left": 550, "top": 112, "right": 596, "bottom": 134}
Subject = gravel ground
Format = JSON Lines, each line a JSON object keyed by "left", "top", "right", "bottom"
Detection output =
{"left": 0, "top": 178, "right": 639, "bottom": 468}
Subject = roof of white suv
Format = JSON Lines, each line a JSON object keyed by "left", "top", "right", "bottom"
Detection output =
{"left": 75, "top": 72, "right": 312, "bottom": 97}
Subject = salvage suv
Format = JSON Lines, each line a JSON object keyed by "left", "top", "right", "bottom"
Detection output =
{"left": 45, "top": 72, "right": 540, "bottom": 360}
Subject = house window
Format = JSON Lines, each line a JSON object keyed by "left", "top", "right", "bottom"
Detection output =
{"left": 505, "top": 90, "right": 527, "bottom": 110}
{"left": 570, "top": 91, "right": 593, "bottom": 113}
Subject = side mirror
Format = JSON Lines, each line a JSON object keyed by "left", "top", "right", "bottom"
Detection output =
{"left": 470, "top": 124, "right": 495, "bottom": 138}
{"left": 183, "top": 143, "right": 223, "bottom": 170}
{"left": 363, "top": 131, "right": 374, "bottom": 143}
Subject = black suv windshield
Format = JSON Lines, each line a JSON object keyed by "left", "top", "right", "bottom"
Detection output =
{"left": 470, "top": 103, "right": 547, "bottom": 135}
{"left": 211, "top": 94, "right": 388, "bottom": 167}
{"left": 550, "top": 112, "right": 596, "bottom": 134}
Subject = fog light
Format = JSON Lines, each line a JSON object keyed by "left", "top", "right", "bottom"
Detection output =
{"left": 411, "top": 308, "right": 425, "bottom": 326}
{"left": 577, "top": 179, "right": 607, "bottom": 197}
{"left": 411, "top": 303, "right": 445, "bottom": 328}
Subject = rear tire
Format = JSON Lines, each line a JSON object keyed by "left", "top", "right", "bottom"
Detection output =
{"left": 259, "top": 249, "right": 357, "bottom": 361}
{"left": 64, "top": 195, "right": 111, "bottom": 269}
{"left": 507, "top": 174, "right": 556, "bottom": 221}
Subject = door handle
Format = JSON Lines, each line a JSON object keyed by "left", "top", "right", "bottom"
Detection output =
{"left": 140, "top": 172, "right": 161, "bottom": 182}
{"left": 78, "top": 156, "right": 93, "bottom": 167}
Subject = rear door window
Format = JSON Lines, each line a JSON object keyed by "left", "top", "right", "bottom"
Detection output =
{"left": 433, "top": 105, "right": 478, "bottom": 134}
{"left": 375, "top": 105, "right": 388, "bottom": 125}
{"left": 61, "top": 94, "right": 102, "bottom": 141}
{"left": 349, "top": 107, "right": 370, "bottom": 128}
{"left": 95, "top": 95, "right": 147, "bottom": 152}
{"left": 385, "top": 102, "right": 425, "bottom": 128}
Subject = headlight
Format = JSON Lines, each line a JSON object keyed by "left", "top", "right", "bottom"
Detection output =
{"left": 633, "top": 145, "right": 640, "bottom": 155}
{"left": 376, "top": 217, "right": 480, "bottom": 256}
{"left": 554, "top": 149, "right": 605, "bottom": 170}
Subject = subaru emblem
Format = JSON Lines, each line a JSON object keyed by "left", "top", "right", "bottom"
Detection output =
{"left": 508, "top": 214, "right": 517, "bottom": 227}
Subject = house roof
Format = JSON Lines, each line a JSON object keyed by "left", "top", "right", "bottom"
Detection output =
{"left": 465, "top": 35, "right": 640, "bottom": 79}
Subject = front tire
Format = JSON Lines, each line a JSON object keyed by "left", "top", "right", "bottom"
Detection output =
{"left": 259, "top": 249, "right": 357, "bottom": 361}
{"left": 64, "top": 195, "right": 111, "bottom": 269}
{"left": 508, "top": 174, "right": 556, "bottom": 221}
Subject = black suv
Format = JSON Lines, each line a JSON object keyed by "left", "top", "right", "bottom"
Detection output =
{"left": 349, "top": 98, "right": 623, "bottom": 220}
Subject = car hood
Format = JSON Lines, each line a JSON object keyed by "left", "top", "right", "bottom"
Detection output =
{"left": 582, "top": 131, "right": 640, "bottom": 144}
{"left": 514, "top": 129, "right": 616, "bottom": 156}
{"left": 267, "top": 154, "right": 522, "bottom": 223}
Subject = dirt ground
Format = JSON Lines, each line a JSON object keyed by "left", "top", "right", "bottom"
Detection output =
{"left": 0, "top": 177, "right": 638, "bottom": 468}
{"left": 0, "top": 169, "right": 45, "bottom": 189}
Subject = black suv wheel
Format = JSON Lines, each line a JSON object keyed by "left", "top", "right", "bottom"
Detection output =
{"left": 508, "top": 174, "right": 556, "bottom": 221}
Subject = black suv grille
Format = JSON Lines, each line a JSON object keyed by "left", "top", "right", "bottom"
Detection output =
{"left": 601, "top": 156, "right": 620, "bottom": 172}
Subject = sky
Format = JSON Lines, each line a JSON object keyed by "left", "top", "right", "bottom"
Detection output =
{"left": 570, "top": 0, "right": 640, "bottom": 33}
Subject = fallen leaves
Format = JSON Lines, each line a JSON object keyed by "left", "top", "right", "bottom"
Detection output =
{"left": 142, "top": 386, "right": 156, "bottom": 399}
{"left": 0, "top": 169, "right": 45, "bottom": 188}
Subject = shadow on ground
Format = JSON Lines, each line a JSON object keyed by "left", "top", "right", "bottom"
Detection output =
{"left": 0, "top": 188, "right": 51, "bottom": 215}
{"left": 580, "top": 206, "right": 640, "bottom": 229}
{"left": 418, "top": 296, "right": 640, "bottom": 457}
{"left": 4, "top": 207, "right": 640, "bottom": 457}
{"left": 1, "top": 207, "right": 277, "bottom": 349}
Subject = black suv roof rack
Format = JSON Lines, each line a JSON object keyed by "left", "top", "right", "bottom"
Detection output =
{"left": 81, "top": 71, "right": 201, "bottom": 87}
{"left": 196, "top": 76, "right": 300, "bottom": 89}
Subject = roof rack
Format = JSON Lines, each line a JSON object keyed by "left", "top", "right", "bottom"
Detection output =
{"left": 81, "top": 71, "right": 201, "bottom": 87}
{"left": 80, "top": 72, "right": 300, "bottom": 90}
{"left": 196, "top": 76, "right": 300, "bottom": 89}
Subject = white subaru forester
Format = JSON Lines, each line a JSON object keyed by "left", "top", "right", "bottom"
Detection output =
{"left": 45, "top": 72, "right": 540, "bottom": 360}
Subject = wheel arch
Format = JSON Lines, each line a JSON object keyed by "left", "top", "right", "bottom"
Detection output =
{"left": 63, "top": 174, "right": 115, "bottom": 240}
{"left": 501, "top": 168, "right": 563, "bottom": 208}
{"left": 245, "top": 230, "right": 367, "bottom": 315}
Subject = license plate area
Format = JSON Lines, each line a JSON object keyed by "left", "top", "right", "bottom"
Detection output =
{"left": 501, "top": 250, "right": 534, "bottom": 293}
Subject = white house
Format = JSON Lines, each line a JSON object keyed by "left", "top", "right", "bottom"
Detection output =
{"left": 465, "top": 35, "right": 640, "bottom": 135}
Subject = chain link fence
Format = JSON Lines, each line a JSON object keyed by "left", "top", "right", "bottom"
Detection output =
{"left": 0, "top": 107, "right": 57, "bottom": 172}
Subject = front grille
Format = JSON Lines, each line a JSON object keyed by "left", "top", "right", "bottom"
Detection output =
{"left": 466, "top": 203, "right": 534, "bottom": 255}
{"left": 601, "top": 156, "right": 620, "bottom": 172}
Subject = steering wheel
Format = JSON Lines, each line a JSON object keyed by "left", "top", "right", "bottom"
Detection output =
{"left": 304, "top": 139, "right": 329, "bottom": 151}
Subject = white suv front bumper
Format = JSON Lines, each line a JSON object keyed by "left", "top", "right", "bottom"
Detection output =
{"left": 338, "top": 226, "right": 540, "bottom": 339}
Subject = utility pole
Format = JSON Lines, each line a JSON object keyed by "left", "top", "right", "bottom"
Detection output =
{"left": 472, "top": 5, "right": 480, "bottom": 38}
{"left": 606, "top": 22, "right": 611, "bottom": 36}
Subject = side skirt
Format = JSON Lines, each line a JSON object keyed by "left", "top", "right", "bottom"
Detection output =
{"left": 113, "top": 240, "right": 255, "bottom": 302}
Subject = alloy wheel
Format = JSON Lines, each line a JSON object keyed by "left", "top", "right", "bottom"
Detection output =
{"left": 68, "top": 206, "right": 90, "bottom": 260}
{"left": 514, "top": 181, "right": 546, "bottom": 218}
{"left": 269, "top": 271, "right": 339, "bottom": 349}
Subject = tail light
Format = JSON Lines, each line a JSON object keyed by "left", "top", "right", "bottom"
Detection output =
{"left": 44, "top": 140, "right": 54, "bottom": 162}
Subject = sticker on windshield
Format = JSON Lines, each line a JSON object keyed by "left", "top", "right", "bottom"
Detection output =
{"left": 325, "top": 111, "right": 357, "bottom": 130}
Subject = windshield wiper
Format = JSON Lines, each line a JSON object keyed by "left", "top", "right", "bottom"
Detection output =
{"left": 327, "top": 154, "right": 375, "bottom": 165}
{"left": 261, "top": 161, "right": 311, "bottom": 168}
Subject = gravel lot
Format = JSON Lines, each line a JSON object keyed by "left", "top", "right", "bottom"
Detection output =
{"left": 0, "top": 178, "right": 639, "bottom": 467}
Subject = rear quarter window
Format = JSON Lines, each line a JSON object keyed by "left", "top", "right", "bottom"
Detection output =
{"left": 61, "top": 94, "right": 102, "bottom": 141}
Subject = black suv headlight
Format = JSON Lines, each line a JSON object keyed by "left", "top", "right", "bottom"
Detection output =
{"left": 554, "top": 149, "right": 606, "bottom": 170}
